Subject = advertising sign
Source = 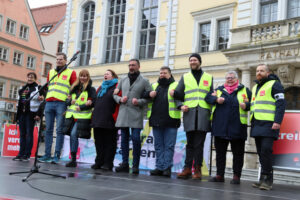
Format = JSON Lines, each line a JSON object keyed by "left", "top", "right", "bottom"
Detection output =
{"left": 273, "top": 112, "right": 300, "bottom": 170}
{"left": 1, "top": 124, "right": 39, "bottom": 157}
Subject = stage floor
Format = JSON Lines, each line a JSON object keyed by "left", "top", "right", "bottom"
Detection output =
{"left": 0, "top": 157, "right": 299, "bottom": 200}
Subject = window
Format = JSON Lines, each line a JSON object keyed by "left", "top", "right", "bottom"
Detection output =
{"left": 105, "top": 0, "right": 126, "bottom": 63}
{"left": 19, "top": 24, "right": 29, "bottom": 39}
{"left": 9, "top": 85, "right": 19, "bottom": 99}
{"left": 199, "top": 23, "right": 211, "bottom": 53}
{"left": 13, "top": 51, "right": 23, "bottom": 66}
{"left": 260, "top": 0, "right": 278, "bottom": 24}
{"left": 217, "top": 19, "right": 229, "bottom": 50}
{"left": 44, "top": 62, "right": 52, "bottom": 77}
{"left": 288, "top": 0, "right": 300, "bottom": 18}
{"left": 139, "top": 0, "right": 158, "bottom": 59}
{"left": 80, "top": 2, "right": 95, "bottom": 66}
{"left": 40, "top": 25, "right": 52, "bottom": 33}
{"left": 57, "top": 41, "right": 63, "bottom": 53}
{"left": 0, "top": 82, "right": 4, "bottom": 97}
{"left": 0, "top": 46, "right": 9, "bottom": 61}
{"left": 0, "top": 15, "right": 3, "bottom": 31}
{"left": 6, "top": 19, "right": 16, "bottom": 35}
{"left": 27, "top": 56, "right": 36, "bottom": 69}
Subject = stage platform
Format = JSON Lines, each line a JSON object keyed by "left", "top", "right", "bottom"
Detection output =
{"left": 0, "top": 157, "right": 299, "bottom": 200}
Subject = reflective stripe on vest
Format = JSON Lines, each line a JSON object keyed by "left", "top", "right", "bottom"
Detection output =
{"left": 147, "top": 82, "right": 181, "bottom": 119}
{"left": 183, "top": 72, "right": 212, "bottom": 110}
{"left": 46, "top": 68, "right": 72, "bottom": 101}
{"left": 210, "top": 87, "right": 249, "bottom": 124}
{"left": 250, "top": 80, "right": 276, "bottom": 121}
{"left": 65, "top": 91, "right": 92, "bottom": 119}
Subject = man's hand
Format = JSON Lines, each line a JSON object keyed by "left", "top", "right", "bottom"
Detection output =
{"left": 211, "top": 90, "right": 217, "bottom": 96}
{"left": 71, "top": 99, "right": 76, "bottom": 105}
{"left": 132, "top": 98, "right": 138, "bottom": 106}
{"left": 169, "top": 89, "right": 175, "bottom": 97}
{"left": 181, "top": 105, "right": 189, "bottom": 112}
{"left": 149, "top": 91, "right": 157, "bottom": 98}
{"left": 76, "top": 106, "right": 81, "bottom": 111}
{"left": 114, "top": 88, "right": 120, "bottom": 95}
{"left": 240, "top": 102, "right": 246, "bottom": 110}
{"left": 86, "top": 100, "right": 92, "bottom": 106}
{"left": 272, "top": 123, "right": 281, "bottom": 130}
{"left": 216, "top": 97, "right": 225, "bottom": 104}
{"left": 120, "top": 96, "right": 128, "bottom": 103}
{"left": 38, "top": 96, "right": 44, "bottom": 101}
{"left": 34, "top": 116, "right": 40, "bottom": 121}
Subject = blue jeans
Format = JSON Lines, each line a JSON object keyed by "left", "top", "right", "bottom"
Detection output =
{"left": 152, "top": 127, "right": 177, "bottom": 170}
{"left": 44, "top": 101, "right": 66, "bottom": 157}
{"left": 70, "top": 122, "right": 78, "bottom": 153}
{"left": 18, "top": 112, "right": 35, "bottom": 157}
{"left": 120, "top": 128, "right": 142, "bottom": 167}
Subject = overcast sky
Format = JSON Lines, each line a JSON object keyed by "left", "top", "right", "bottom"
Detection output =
{"left": 28, "top": 0, "right": 68, "bottom": 9}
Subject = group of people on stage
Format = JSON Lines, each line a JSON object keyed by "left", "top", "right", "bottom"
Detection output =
{"left": 13, "top": 52, "right": 285, "bottom": 191}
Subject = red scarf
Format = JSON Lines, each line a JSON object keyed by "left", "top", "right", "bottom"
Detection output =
{"left": 224, "top": 80, "right": 239, "bottom": 94}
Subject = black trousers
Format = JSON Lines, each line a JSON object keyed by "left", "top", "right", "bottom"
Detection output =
{"left": 184, "top": 131, "right": 207, "bottom": 168}
{"left": 255, "top": 137, "right": 274, "bottom": 175}
{"left": 214, "top": 137, "right": 245, "bottom": 177}
{"left": 94, "top": 128, "right": 118, "bottom": 168}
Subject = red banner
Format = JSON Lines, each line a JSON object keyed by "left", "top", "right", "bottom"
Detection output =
{"left": 1, "top": 124, "right": 38, "bottom": 157}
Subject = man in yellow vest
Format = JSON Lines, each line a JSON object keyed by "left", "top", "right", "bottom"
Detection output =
{"left": 170, "top": 53, "right": 213, "bottom": 180}
{"left": 251, "top": 64, "right": 286, "bottom": 190}
{"left": 147, "top": 66, "right": 181, "bottom": 177}
{"left": 39, "top": 53, "right": 77, "bottom": 163}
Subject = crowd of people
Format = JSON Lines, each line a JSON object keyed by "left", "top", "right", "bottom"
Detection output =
{"left": 13, "top": 52, "right": 286, "bottom": 191}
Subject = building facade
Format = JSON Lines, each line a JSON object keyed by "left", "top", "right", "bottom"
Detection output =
{"left": 64, "top": 0, "right": 300, "bottom": 170}
{"left": 0, "top": 0, "right": 43, "bottom": 130}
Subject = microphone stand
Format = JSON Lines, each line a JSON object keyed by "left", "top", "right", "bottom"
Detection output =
{"left": 9, "top": 53, "right": 79, "bottom": 181}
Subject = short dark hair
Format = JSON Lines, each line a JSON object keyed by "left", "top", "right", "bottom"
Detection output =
{"left": 129, "top": 58, "right": 140, "bottom": 67}
{"left": 27, "top": 72, "right": 37, "bottom": 80}
{"left": 160, "top": 66, "right": 171, "bottom": 74}
{"left": 106, "top": 69, "right": 118, "bottom": 79}
{"left": 56, "top": 52, "right": 67, "bottom": 60}
{"left": 257, "top": 63, "right": 270, "bottom": 72}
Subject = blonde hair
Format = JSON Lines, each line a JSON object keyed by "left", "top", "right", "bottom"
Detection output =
{"left": 70, "top": 69, "right": 91, "bottom": 91}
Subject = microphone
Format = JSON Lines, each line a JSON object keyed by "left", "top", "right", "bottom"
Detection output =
{"left": 70, "top": 50, "right": 81, "bottom": 62}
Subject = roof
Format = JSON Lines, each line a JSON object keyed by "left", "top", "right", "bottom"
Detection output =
{"left": 31, "top": 3, "right": 67, "bottom": 34}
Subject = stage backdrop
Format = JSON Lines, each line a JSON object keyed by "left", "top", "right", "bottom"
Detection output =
{"left": 1, "top": 124, "right": 39, "bottom": 157}
{"left": 273, "top": 111, "right": 300, "bottom": 171}
{"left": 61, "top": 121, "right": 211, "bottom": 175}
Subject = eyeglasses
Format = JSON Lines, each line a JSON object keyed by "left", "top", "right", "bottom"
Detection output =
{"left": 225, "top": 77, "right": 236, "bottom": 80}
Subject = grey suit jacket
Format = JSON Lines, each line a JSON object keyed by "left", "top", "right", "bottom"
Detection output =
{"left": 113, "top": 74, "right": 152, "bottom": 128}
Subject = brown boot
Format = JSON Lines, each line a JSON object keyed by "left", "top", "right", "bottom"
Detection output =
{"left": 177, "top": 168, "right": 192, "bottom": 179}
{"left": 192, "top": 167, "right": 202, "bottom": 180}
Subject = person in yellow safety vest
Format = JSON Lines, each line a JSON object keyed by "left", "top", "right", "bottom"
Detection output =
{"left": 170, "top": 53, "right": 214, "bottom": 180}
{"left": 64, "top": 69, "right": 96, "bottom": 168}
{"left": 145, "top": 66, "right": 182, "bottom": 177}
{"left": 205, "top": 71, "right": 252, "bottom": 184}
{"left": 39, "top": 53, "right": 77, "bottom": 164}
{"left": 251, "top": 64, "right": 286, "bottom": 191}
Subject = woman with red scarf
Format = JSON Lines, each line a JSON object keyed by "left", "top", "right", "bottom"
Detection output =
{"left": 205, "top": 71, "right": 252, "bottom": 184}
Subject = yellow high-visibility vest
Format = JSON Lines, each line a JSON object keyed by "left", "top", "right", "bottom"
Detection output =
{"left": 183, "top": 72, "right": 212, "bottom": 110}
{"left": 250, "top": 80, "right": 276, "bottom": 121}
{"left": 65, "top": 91, "right": 92, "bottom": 119}
{"left": 147, "top": 82, "right": 181, "bottom": 119}
{"left": 46, "top": 68, "right": 73, "bottom": 101}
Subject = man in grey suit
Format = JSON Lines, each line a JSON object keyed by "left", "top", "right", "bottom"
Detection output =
{"left": 113, "top": 59, "right": 152, "bottom": 174}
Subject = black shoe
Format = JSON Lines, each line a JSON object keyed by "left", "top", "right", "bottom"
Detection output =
{"left": 150, "top": 168, "right": 163, "bottom": 176}
{"left": 162, "top": 168, "right": 171, "bottom": 177}
{"left": 12, "top": 155, "right": 23, "bottom": 161}
{"left": 132, "top": 167, "right": 139, "bottom": 174}
{"left": 115, "top": 163, "right": 129, "bottom": 173}
{"left": 101, "top": 164, "right": 112, "bottom": 171}
{"left": 21, "top": 156, "right": 30, "bottom": 162}
{"left": 91, "top": 163, "right": 102, "bottom": 169}
{"left": 66, "top": 161, "right": 77, "bottom": 168}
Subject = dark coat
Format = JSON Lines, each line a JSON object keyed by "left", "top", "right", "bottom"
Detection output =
{"left": 91, "top": 83, "right": 118, "bottom": 129}
{"left": 149, "top": 77, "right": 181, "bottom": 128}
{"left": 250, "top": 74, "right": 286, "bottom": 139}
{"left": 205, "top": 84, "right": 252, "bottom": 140}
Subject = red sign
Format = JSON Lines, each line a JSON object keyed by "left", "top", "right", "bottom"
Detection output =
{"left": 62, "top": 75, "right": 68, "bottom": 80}
{"left": 203, "top": 80, "right": 209, "bottom": 86}
{"left": 1, "top": 124, "right": 38, "bottom": 157}
{"left": 259, "top": 90, "right": 265, "bottom": 96}
{"left": 273, "top": 113, "right": 300, "bottom": 155}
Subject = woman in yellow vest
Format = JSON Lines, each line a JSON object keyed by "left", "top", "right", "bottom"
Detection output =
{"left": 206, "top": 71, "right": 251, "bottom": 184}
{"left": 64, "top": 69, "right": 96, "bottom": 167}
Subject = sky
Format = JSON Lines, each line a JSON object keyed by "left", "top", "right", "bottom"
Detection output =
{"left": 28, "top": 0, "right": 68, "bottom": 9}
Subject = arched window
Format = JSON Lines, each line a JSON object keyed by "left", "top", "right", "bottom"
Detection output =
{"left": 285, "top": 87, "right": 300, "bottom": 110}
{"left": 80, "top": 2, "right": 95, "bottom": 66}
